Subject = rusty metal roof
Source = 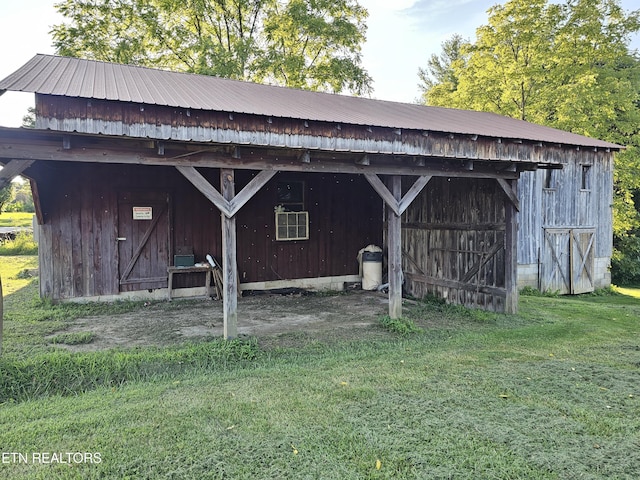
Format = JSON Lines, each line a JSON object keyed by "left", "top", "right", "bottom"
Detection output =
{"left": 0, "top": 54, "right": 621, "bottom": 149}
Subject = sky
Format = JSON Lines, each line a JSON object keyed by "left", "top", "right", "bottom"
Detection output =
{"left": 0, "top": 0, "right": 638, "bottom": 127}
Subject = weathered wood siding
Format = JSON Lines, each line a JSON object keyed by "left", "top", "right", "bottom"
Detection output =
{"left": 517, "top": 152, "right": 613, "bottom": 291}
{"left": 401, "top": 177, "right": 507, "bottom": 312}
{"left": 31, "top": 162, "right": 382, "bottom": 300}
{"left": 36, "top": 95, "right": 582, "bottom": 166}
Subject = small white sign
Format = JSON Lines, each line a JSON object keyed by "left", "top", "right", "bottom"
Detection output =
{"left": 132, "top": 206, "right": 153, "bottom": 220}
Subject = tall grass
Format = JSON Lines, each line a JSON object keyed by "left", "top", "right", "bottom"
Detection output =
{"left": 0, "top": 339, "right": 258, "bottom": 402}
{"left": 0, "top": 231, "right": 37, "bottom": 255}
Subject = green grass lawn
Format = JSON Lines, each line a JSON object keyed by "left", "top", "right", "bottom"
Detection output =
{"left": 1, "top": 257, "right": 639, "bottom": 479}
{"left": 0, "top": 212, "right": 34, "bottom": 227}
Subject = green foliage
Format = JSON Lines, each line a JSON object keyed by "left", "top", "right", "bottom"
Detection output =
{"left": 418, "top": 0, "right": 640, "bottom": 282}
{"left": 612, "top": 234, "right": 640, "bottom": 284}
{"left": 520, "top": 286, "right": 559, "bottom": 297}
{"left": 52, "top": 0, "right": 372, "bottom": 95}
{"left": 0, "top": 181, "right": 34, "bottom": 213}
{"left": 0, "top": 339, "right": 259, "bottom": 402}
{"left": 0, "top": 184, "right": 11, "bottom": 211}
{"left": 378, "top": 315, "right": 422, "bottom": 335}
{"left": 0, "top": 231, "right": 38, "bottom": 255}
{"left": 49, "top": 331, "right": 96, "bottom": 345}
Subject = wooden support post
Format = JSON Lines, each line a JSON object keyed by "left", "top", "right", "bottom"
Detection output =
{"left": 388, "top": 176, "right": 403, "bottom": 319}
{"left": 221, "top": 169, "right": 238, "bottom": 339}
{"left": 504, "top": 179, "right": 519, "bottom": 314}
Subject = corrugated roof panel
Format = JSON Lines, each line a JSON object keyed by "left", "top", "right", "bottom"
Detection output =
{"left": 104, "top": 63, "right": 120, "bottom": 100}
{"left": 126, "top": 64, "right": 154, "bottom": 104}
{"left": 93, "top": 61, "right": 108, "bottom": 99}
{"left": 0, "top": 54, "right": 622, "bottom": 150}
{"left": 65, "top": 58, "right": 87, "bottom": 97}
{"left": 78, "top": 60, "right": 96, "bottom": 99}
{"left": 57, "top": 57, "right": 83, "bottom": 93}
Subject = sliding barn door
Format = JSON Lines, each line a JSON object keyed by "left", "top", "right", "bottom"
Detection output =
{"left": 570, "top": 228, "right": 595, "bottom": 294}
{"left": 541, "top": 227, "right": 595, "bottom": 294}
{"left": 117, "top": 191, "right": 171, "bottom": 291}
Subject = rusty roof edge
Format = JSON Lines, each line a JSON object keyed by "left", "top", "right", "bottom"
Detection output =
{"left": 0, "top": 55, "right": 625, "bottom": 151}
{"left": 28, "top": 93, "right": 624, "bottom": 151}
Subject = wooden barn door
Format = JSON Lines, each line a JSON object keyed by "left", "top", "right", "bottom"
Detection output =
{"left": 541, "top": 228, "right": 595, "bottom": 294}
{"left": 570, "top": 228, "right": 595, "bottom": 294}
{"left": 117, "top": 191, "right": 171, "bottom": 291}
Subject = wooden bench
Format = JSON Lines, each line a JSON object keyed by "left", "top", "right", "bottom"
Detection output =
{"left": 167, "top": 265, "right": 213, "bottom": 301}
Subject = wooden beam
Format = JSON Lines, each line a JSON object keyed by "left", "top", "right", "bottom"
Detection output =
{"left": 496, "top": 178, "right": 520, "bottom": 212}
{"left": 298, "top": 150, "right": 310, "bottom": 163}
{"left": 397, "top": 176, "right": 432, "bottom": 215}
{"left": 404, "top": 272, "right": 507, "bottom": 297}
{"left": 504, "top": 179, "right": 519, "bottom": 314}
{"left": 176, "top": 166, "right": 233, "bottom": 217}
{"left": 364, "top": 173, "right": 401, "bottom": 216}
{"left": 388, "top": 176, "right": 403, "bottom": 319}
{"left": 355, "top": 154, "right": 370, "bottom": 165}
{"left": 0, "top": 141, "right": 520, "bottom": 179}
{"left": 0, "top": 159, "right": 35, "bottom": 189}
{"left": 461, "top": 238, "right": 505, "bottom": 283}
{"left": 229, "top": 170, "right": 278, "bottom": 214}
{"left": 30, "top": 180, "right": 44, "bottom": 226}
{"left": 365, "top": 173, "right": 432, "bottom": 216}
{"left": 177, "top": 166, "right": 277, "bottom": 218}
{"left": 221, "top": 169, "right": 238, "bottom": 339}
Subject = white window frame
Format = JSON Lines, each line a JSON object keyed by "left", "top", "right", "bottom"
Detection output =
{"left": 275, "top": 211, "right": 309, "bottom": 241}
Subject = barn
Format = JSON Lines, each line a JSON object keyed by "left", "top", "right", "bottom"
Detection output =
{"left": 0, "top": 55, "right": 620, "bottom": 337}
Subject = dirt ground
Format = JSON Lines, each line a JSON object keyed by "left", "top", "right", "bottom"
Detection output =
{"left": 51, "top": 290, "right": 391, "bottom": 352}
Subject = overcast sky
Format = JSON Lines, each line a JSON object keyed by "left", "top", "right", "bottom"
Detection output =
{"left": 0, "top": 0, "right": 638, "bottom": 127}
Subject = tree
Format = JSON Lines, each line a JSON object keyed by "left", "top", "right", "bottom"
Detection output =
{"left": 0, "top": 184, "right": 11, "bottom": 212}
{"left": 417, "top": 34, "right": 467, "bottom": 105}
{"left": 418, "top": 0, "right": 640, "bottom": 281}
{"left": 52, "top": 0, "right": 372, "bottom": 95}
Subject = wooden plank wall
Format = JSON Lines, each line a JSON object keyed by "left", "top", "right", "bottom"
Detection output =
{"left": 517, "top": 153, "right": 613, "bottom": 266}
{"left": 32, "top": 162, "right": 382, "bottom": 300}
{"left": 402, "top": 177, "right": 507, "bottom": 312}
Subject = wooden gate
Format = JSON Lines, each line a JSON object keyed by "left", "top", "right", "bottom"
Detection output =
{"left": 117, "top": 191, "right": 171, "bottom": 291}
{"left": 541, "top": 228, "right": 595, "bottom": 294}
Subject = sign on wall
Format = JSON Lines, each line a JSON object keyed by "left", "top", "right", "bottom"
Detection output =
{"left": 132, "top": 206, "right": 153, "bottom": 220}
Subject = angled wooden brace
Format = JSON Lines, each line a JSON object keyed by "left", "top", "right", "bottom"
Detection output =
{"left": 176, "top": 166, "right": 277, "bottom": 218}
{"left": 496, "top": 178, "right": 520, "bottom": 212}
{"left": 364, "top": 173, "right": 432, "bottom": 216}
{"left": 0, "top": 159, "right": 35, "bottom": 189}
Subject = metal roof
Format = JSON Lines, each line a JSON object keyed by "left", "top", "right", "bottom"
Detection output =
{"left": 0, "top": 54, "right": 621, "bottom": 150}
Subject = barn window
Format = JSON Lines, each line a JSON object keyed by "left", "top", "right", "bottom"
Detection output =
{"left": 544, "top": 169, "right": 556, "bottom": 189}
{"left": 275, "top": 180, "right": 309, "bottom": 241}
{"left": 276, "top": 180, "right": 305, "bottom": 211}
{"left": 275, "top": 211, "right": 309, "bottom": 241}
{"left": 581, "top": 165, "right": 591, "bottom": 190}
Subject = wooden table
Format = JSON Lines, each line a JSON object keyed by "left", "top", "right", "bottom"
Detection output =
{"left": 167, "top": 265, "right": 213, "bottom": 301}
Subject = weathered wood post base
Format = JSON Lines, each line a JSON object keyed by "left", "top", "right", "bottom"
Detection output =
{"left": 221, "top": 169, "right": 238, "bottom": 339}
{"left": 388, "top": 176, "right": 403, "bottom": 319}
{"left": 504, "top": 178, "right": 519, "bottom": 314}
